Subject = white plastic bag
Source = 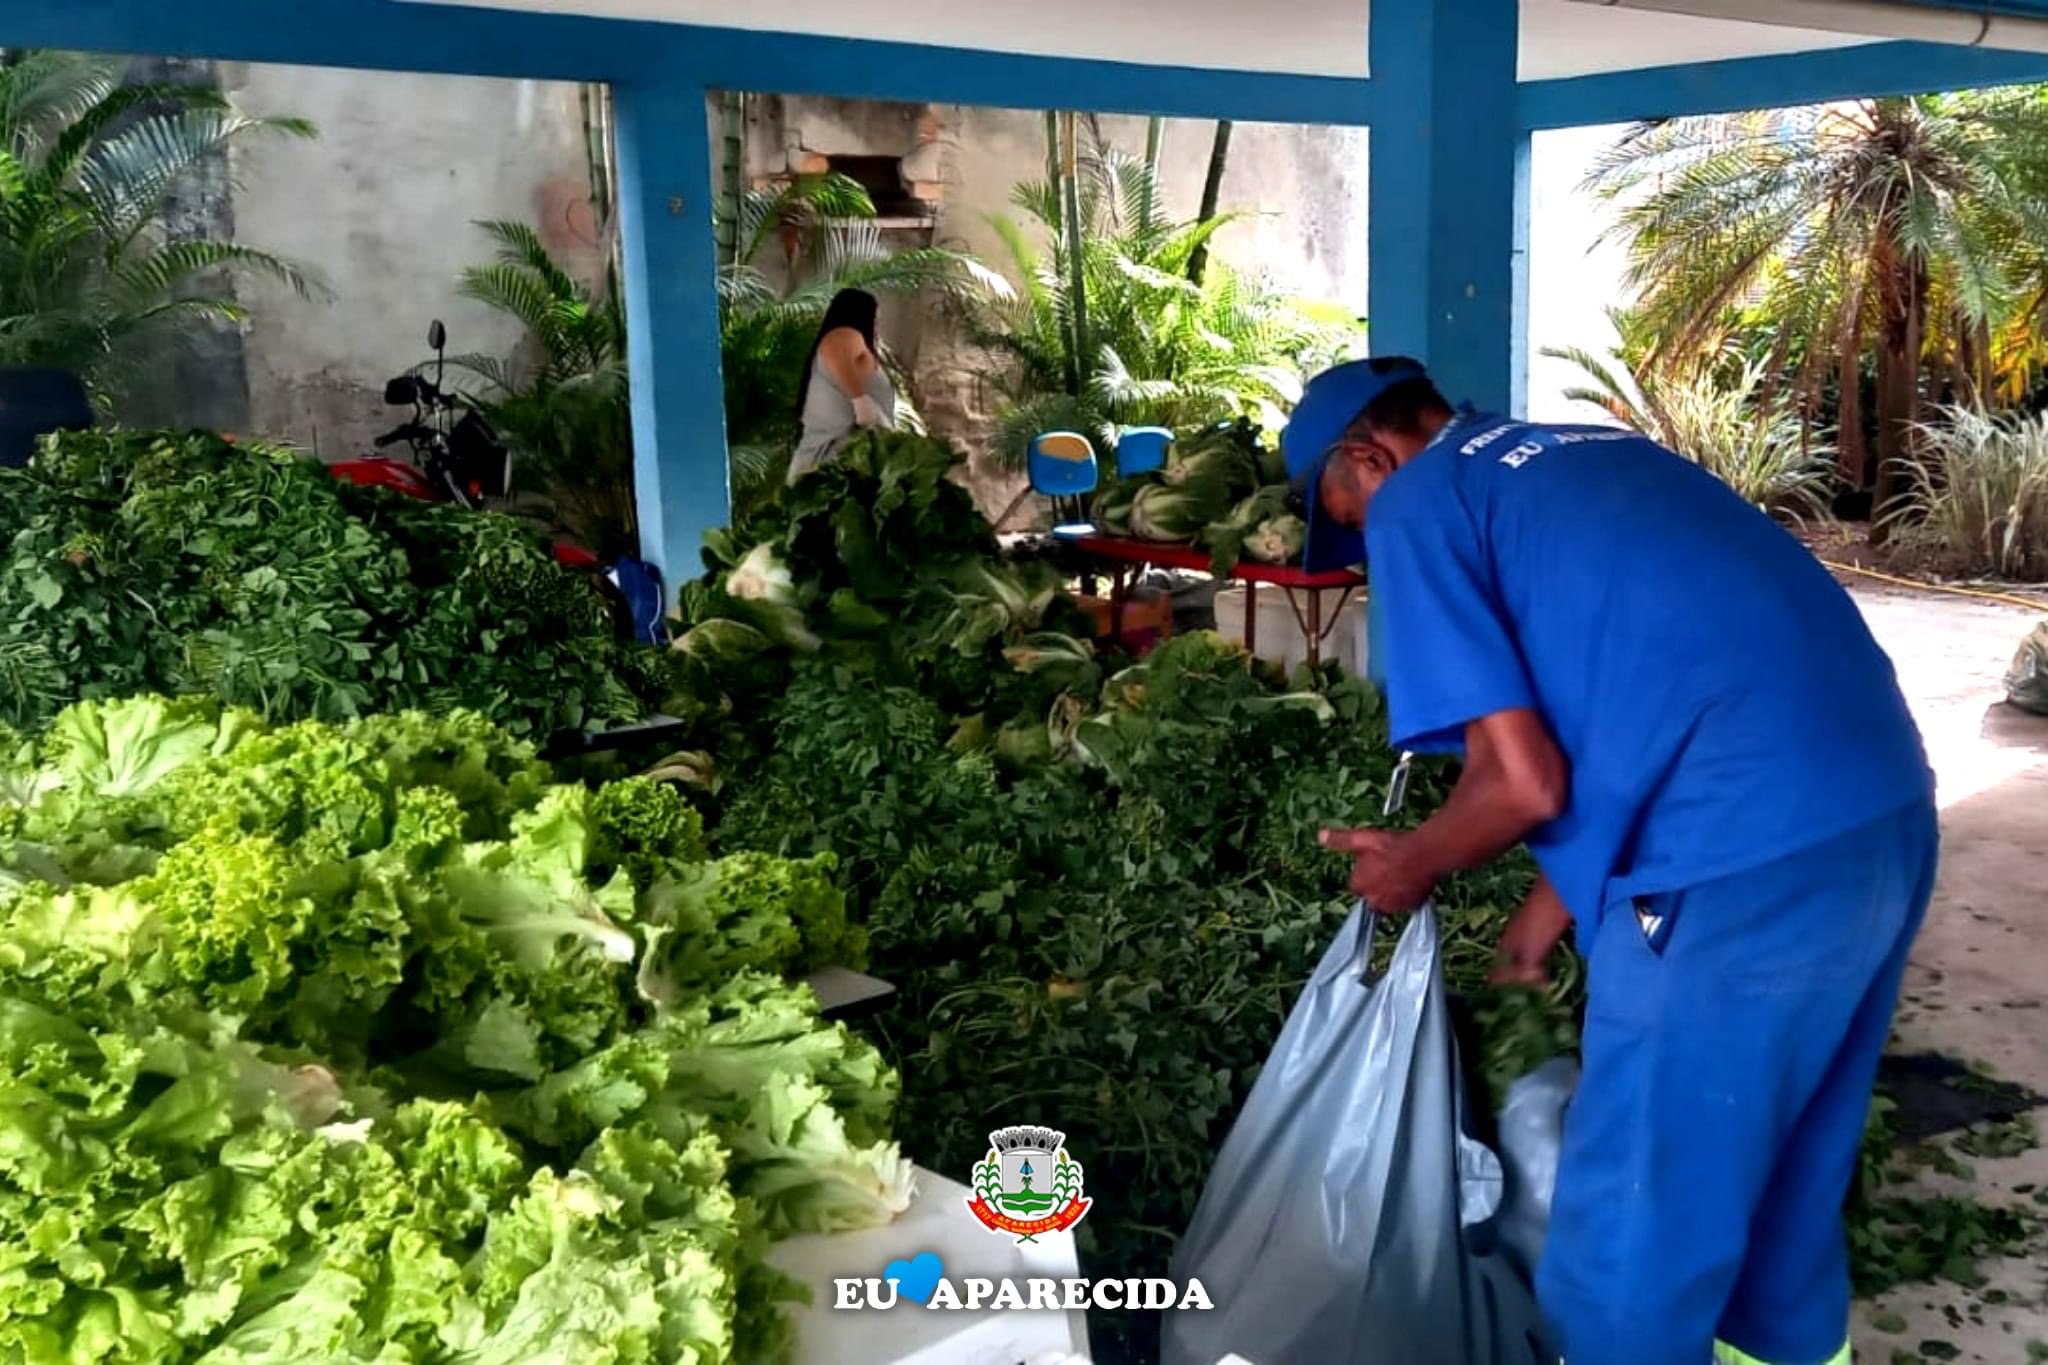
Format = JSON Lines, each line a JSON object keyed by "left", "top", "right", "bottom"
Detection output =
{"left": 1161, "top": 906, "right": 1555, "bottom": 1365}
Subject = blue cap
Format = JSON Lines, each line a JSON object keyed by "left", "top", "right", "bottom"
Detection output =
{"left": 1282, "top": 358, "right": 1427, "bottom": 571}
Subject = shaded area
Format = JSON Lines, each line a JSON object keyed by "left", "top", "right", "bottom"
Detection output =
{"left": 1877, "top": 1052, "right": 2044, "bottom": 1146}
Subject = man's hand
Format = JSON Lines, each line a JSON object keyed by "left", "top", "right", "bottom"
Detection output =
{"left": 1490, "top": 874, "right": 1573, "bottom": 986}
{"left": 1318, "top": 827, "right": 1438, "bottom": 914}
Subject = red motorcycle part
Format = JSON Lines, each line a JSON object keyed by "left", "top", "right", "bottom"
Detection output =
{"left": 327, "top": 457, "right": 600, "bottom": 572}
{"left": 327, "top": 455, "right": 441, "bottom": 501}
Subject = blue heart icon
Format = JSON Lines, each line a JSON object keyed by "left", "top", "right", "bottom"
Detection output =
{"left": 883, "top": 1251, "right": 945, "bottom": 1305}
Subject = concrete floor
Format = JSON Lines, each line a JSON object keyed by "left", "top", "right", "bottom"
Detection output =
{"left": 1847, "top": 584, "right": 2048, "bottom": 1363}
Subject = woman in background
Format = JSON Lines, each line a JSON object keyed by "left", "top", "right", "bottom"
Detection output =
{"left": 786, "top": 288, "right": 897, "bottom": 484}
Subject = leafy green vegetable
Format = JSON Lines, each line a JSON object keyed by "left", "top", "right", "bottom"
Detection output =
{"left": 0, "top": 699, "right": 902, "bottom": 1362}
{"left": 1847, "top": 1096, "right": 2042, "bottom": 1300}
{"left": 1129, "top": 480, "right": 1232, "bottom": 542}
{"left": 1202, "top": 485, "right": 1293, "bottom": 574}
{"left": 638, "top": 852, "right": 860, "bottom": 1006}
{"left": 1243, "top": 513, "right": 1306, "bottom": 566}
{"left": 676, "top": 430, "right": 1095, "bottom": 733}
{"left": 1088, "top": 419, "right": 1303, "bottom": 569}
{"left": 0, "top": 429, "right": 684, "bottom": 736}
{"left": 500, "top": 974, "right": 911, "bottom": 1238}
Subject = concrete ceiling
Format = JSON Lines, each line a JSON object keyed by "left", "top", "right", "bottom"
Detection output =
{"left": 402, "top": 0, "right": 1892, "bottom": 80}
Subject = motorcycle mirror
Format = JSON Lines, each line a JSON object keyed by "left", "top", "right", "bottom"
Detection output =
{"left": 428, "top": 320, "right": 447, "bottom": 351}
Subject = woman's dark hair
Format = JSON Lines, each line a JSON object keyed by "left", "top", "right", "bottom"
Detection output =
{"left": 794, "top": 289, "right": 881, "bottom": 420}
{"left": 1357, "top": 354, "right": 1453, "bottom": 438}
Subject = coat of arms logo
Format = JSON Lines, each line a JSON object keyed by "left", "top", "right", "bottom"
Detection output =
{"left": 966, "top": 1124, "right": 1091, "bottom": 1243}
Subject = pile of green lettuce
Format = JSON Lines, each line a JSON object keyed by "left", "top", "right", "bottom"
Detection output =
{"left": 0, "top": 429, "right": 683, "bottom": 736}
{"left": 0, "top": 696, "right": 905, "bottom": 1363}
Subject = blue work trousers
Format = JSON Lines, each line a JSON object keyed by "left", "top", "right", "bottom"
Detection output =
{"left": 1537, "top": 800, "right": 1939, "bottom": 1364}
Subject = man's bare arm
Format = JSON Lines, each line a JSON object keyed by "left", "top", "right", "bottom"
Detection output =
{"left": 1321, "top": 708, "right": 1567, "bottom": 913}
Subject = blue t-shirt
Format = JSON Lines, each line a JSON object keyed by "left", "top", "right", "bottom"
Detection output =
{"left": 1364, "top": 414, "right": 1932, "bottom": 933}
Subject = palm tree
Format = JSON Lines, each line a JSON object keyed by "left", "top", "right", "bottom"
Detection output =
{"left": 452, "top": 220, "right": 637, "bottom": 560}
{"left": 967, "top": 129, "right": 1359, "bottom": 470}
{"left": 0, "top": 49, "right": 316, "bottom": 402}
{"left": 1584, "top": 95, "right": 2048, "bottom": 533}
{"left": 717, "top": 171, "right": 1009, "bottom": 507}
{"left": 1186, "top": 118, "right": 1234, "bottom": 286}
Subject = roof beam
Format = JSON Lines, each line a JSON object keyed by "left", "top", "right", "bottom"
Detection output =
{"left": 1, "top": 0, "right": 1373, "bottom": 124}
{"left": 0, "top": 0, "right": 659, "bottom": 82}
{"left": 702, "top": 32, "right": 1374, "bottom": 123}
{"left": 1519, "top": 39, "right": 2048, "bottom": 129}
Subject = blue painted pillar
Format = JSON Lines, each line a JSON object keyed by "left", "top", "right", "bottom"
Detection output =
{"left": 1367, "top": 0, "right": 1527, "bottom": 416}
{"left": 613, "top": 81, "right": 728, "bottom": 588}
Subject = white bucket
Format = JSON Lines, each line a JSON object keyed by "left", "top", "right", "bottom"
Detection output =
{"left": 1212, "top": 585, "right": 1365, "bottom": 677}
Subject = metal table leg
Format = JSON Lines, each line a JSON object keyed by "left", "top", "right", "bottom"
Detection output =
{"left": 1243, "top": 579, "right": 1257, "bottom": 655}
{"left": 1281, "top": 587, "right": 1356, "bottom": 672}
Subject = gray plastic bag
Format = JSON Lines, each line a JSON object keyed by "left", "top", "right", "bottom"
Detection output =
{"left": 1493, "top": 1056, "right": 1578, "bottom": 1278}
{"left": 1162, "top": 906, "right": 1555, "bottom": 1365}
{"left": 2006, "top": 620, "right": 2048, "bottom": 716}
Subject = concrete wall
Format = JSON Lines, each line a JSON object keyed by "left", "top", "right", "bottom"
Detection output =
{"left": 879, "top": 107, "right": 1370, "bottom": 309}
{"left": 735, "top": 94, "right": 1370, "bottom": 322}
{"left": 216, "top": 63, "right": 604, "bottom": 457}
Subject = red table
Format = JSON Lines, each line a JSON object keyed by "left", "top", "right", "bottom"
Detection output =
{"left": 1065, "top": 535, "right": 1364, "bottom": 666}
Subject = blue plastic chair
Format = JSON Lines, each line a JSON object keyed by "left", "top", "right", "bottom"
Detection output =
{"left": 1028, "top": 430, "right": 1099, "bottom": 537}
{"left": 1115, "top": 426, "right": 1173, "bottom": 479}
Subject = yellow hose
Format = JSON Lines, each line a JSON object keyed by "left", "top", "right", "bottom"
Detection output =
{"left": 1821, "top": 559, "right": 2048, "bottom": 613}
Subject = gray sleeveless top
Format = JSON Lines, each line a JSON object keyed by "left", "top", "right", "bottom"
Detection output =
{"left": 787, "top": 345, "right": 898, "bottom": 485}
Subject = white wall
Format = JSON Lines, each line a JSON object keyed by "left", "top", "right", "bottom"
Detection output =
{"left": 1526, "top": 123, "right": 1633, "bottom": 425}
{"left": 220, "top": 63, "right": 604, "bottom": 457}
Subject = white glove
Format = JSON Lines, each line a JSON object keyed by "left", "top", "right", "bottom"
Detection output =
{"left": 851, "top": 394, "right": 886, "bottom": 429}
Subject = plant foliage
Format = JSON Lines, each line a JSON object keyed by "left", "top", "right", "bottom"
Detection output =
{"left": 0, "top": 428, "right": 681, "bottom": 734}
{"left": 1547, "top": 333, "right": 1837, "bottom": 519}
{"left": 966, "top": 131, "right": 1361, "bottom": 472}
{"left": 0, "top": 697, "right": 907, "bottom": 1361}
{"left": 1892, "top": 404, "right": 2048, "bottom": 579}
{"left": 718, "top": 173, "right": 1009, "bottom": 512}
{"left": 1586, "top": 94, "right": 2048, "bottom": 517}
{"left": 453, "top": 220, "right": 637, "bottom": 561}
{"left": 0, "top": 49, "right": 317, "bottom": 400}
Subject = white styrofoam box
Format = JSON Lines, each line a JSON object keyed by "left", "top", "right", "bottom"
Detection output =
{"left": 1212, "top": 585, "right": 1364, "bottom": 678}
{"left": 770, "top": 1168, "right": 1090, "bottom": 1365}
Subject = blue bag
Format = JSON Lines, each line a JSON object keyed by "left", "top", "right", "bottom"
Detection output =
{"left": 608, "top": 556, "right": 669, "bottom": 645}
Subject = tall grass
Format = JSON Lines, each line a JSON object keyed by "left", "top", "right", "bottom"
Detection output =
{"left": 1893, "top": 407, "right": 2048, "bottom": 580}
{"left": 1546, "top": 346, "right": 1836, "bottom": 520}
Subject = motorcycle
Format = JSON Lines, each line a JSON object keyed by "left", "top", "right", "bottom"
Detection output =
{"left": 328, "top": 322, "right": 666, "bottom": 644}
{"left": 328, "top": 320, "right": 601, "bottom": 571}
